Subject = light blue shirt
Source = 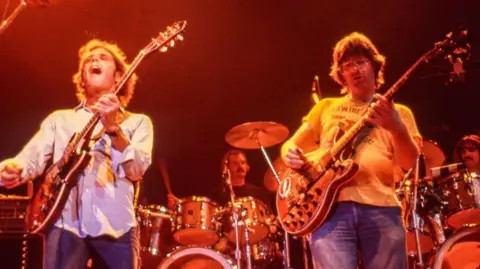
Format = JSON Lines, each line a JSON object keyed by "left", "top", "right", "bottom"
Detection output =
{"left": 0, "top": 104, "right": 153, "bottom": 238}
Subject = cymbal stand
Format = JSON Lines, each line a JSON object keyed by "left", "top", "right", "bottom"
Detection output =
{"left": 0, "top": 1, "right": 28, "bottom": 36}
{"left": 251, "top": 129, "right": 282, "bottom": 185}
{"left": 248, "top": 129, "right": 293, "bottom": 268}
{"left": 412, "top": 153, "right": 425, "bottom": 268}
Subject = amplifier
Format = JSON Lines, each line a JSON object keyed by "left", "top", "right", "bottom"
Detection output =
{"left": 0, "top": 233, "right": 43, "bottom": 269}
{"left": 0, "top": 195, "right": 30, "bottom": 233}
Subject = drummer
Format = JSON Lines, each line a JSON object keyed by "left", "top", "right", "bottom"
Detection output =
{"left": 210, "top": 149, "right": 273, "bottom": 207}
{"left": 453, "top": 134, "right": 480, "bottom": 173}
{"left": 167, "top": 149, "right": 273, "bottom": 211}
{"left": 167, "top": 150, "right": 277, "bottom": 251}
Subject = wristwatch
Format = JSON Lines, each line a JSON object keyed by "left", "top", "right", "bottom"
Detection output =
{"left": 105, "top": 126, "right": 121, "bottom": 137}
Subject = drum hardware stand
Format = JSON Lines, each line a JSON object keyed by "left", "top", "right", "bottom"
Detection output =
{"left": 242, "top": 208, "right": 253, "bottom": 269}
{"left": 412, "top": 153, "right": 426, "bottom": 268}
{"left": 223, "top": 162, "right": 253, "bottom": 269}
{"left": 223, "top": 163, "right": 242, "bottom": 269}
{"left": 302, "top": 237, "right": 310, "bottom": 269}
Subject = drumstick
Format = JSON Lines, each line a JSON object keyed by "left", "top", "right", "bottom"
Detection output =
{"left": 157, "top": 158, "right": 173, "bottom": 194}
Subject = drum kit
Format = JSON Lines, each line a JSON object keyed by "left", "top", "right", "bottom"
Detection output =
{"left": 396, "top": 140, "right": 480, "bottom": 269}
{"left": 136, "top": 119, "right": 480, "bottom": 269}
{"left": 137, "top": 121, "right": 293, "bottom": 269}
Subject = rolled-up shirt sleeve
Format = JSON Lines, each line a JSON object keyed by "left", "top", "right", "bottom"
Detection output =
{"left": 0, "top": 112, "right": 56, "bottom": 187}
{"left": 113, "top": 115, "right": 153, "bottom": 181}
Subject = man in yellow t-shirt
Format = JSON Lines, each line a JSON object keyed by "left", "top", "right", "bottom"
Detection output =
{"left": 281, "top": 32, "right": 421, "bottom": 269}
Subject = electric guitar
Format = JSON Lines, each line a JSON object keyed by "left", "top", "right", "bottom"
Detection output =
{"left": 26, "top": 20, "right": 187, "bottom": 234}
{"left": 276, "top": 28, "right": 470, "bottom": 236}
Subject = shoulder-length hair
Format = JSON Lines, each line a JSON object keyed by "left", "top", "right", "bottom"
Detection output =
{"left": 72, "top": 39, "right": 138, "bottom": 107}
{"left": 329, "top": 32, "right": 386, "bottom": 94}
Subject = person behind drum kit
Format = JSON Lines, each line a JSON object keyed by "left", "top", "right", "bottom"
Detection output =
{"left": 167, "top": 149, "right": 273, "bottom": 211}
{"left": 282, "top": 32, "right": 422, "bottom": 269}
{"left": 0, "top": 39, "right": 153, "bottom": 269}
{"left": 211, "top": 149, "right": 273, "bottom": 207}
{"left": 453, "top": 134, "right": 480, "bottom": 173}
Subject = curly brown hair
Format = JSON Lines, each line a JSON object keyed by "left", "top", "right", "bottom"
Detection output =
{"left": 72, "top": 39, "right": 138, "bottom": 107}
{"left": 329, "top": 32, "right": 386, "bottom": 94}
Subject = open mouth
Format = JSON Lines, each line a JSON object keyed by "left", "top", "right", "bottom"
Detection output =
{"left": 90, "top": 65, "right": 102, "bottom": 75}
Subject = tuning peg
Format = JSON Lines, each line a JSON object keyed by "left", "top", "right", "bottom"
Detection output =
{"left": 169, "top": 40, "right": 175, "bottom": 47}
{"left": 159, "top": 46, "right": 168, "bottom": 52}
{"left": 176, "top": 34, "right": 184, "bottom": 41}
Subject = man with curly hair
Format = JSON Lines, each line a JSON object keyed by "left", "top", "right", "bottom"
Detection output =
{"left": 0, "top": 39, "right": 153, "bottom": 269}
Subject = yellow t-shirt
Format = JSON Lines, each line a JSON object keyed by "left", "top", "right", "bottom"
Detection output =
{"left": 303, "top": 95, "right": 421, "bottom": 207}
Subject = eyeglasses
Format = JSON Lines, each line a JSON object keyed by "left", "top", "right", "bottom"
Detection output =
{"left": 340, "top": 59, "right": 370, "bottom": 73}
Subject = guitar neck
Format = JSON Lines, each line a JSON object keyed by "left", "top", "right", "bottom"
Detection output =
{"left": 113, "top": 51, "right": 147, "bottom": 96}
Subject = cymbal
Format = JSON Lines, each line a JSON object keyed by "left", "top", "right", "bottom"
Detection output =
{"left": 263, "top": 157, "right": 288, "bottom": 192}
{"left": 225, "top": 121, "right": 289, "bottom": 149}
{"left": 423, "top": 139, "right": 446, "bottom": 168}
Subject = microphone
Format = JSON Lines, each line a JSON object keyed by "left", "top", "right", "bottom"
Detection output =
{"left": 430, "top": 163, "right": 466, "bottom": 180}
{"left": 311, "top": 75, "right": 321, "bottom": 104}
{"left": 222, "top": 159, "right": 230, "bottom": 180}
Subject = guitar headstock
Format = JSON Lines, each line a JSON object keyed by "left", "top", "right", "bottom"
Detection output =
{"left": 142, "top": 20, "right": 187, "bottom": 55}
{"left": 431, "top": 26, "right": 471, "bottom": 84}
{"left": 432, "top": 26, "right": 471, "bottom": 62}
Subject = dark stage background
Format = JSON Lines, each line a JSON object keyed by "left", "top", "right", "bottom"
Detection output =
{"left": 0, "top": 0, "right": 479, "bottom": 268}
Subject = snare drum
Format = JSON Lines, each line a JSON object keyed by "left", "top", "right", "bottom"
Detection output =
{"left": 222, "top": 196, "right": 271, "bottom": 245}
{"left": 173, "top": 196, "right": 221, "bottom": 246}
{"left": 137, "top": 204, "right": 175, "bottom": 257}
{"left": 437, "top": 172, "right": 480, "bottom": 229}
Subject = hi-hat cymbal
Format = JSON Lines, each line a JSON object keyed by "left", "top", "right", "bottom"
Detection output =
{"left": 225, "top": 121, "right": 289, "bottom": 149}
{"left": 263, "top": 157, "right": 288, "bottom": 192}
{"left": 423, "top": 139, "right": 446, "bottom": 168}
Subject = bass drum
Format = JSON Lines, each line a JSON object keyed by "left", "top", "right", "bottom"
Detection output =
{"left": 431, "top": 225, "right": 480, "bottom": 269}
{"left": 157, "top": 247, "right": 237, "bottom": 269}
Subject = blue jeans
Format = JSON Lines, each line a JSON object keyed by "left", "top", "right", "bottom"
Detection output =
{"left": 43, "top": 227, "right": 140, "bottom": 269}
{"left": 309, "top": 202, "right": 407, "bottom": 269}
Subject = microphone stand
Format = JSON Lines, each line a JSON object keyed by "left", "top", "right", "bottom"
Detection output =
{"left": 412, "top": 153, "right": 425, "bottom": 268}
{"left": 223, "top": 164, "right": 253, "bottom": 269}
{"left": 223, "top": 164, "right": 242, "bottom": 269}
{"left": 0, "top": 1, "right": 28, "bottom": 36}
